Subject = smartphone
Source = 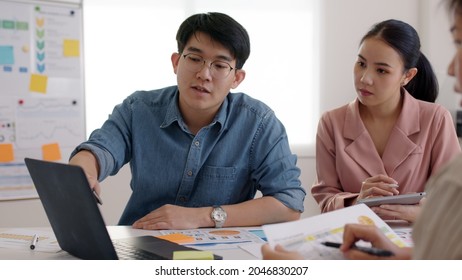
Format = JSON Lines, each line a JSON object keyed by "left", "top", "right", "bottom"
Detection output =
{"left": 357, "top": 192, "right": 426, "bottom": 207}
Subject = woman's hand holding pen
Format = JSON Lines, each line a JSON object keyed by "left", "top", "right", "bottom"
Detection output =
{"left": 357, "top": 175, "right": 425, "bottom": 222}
{"left": 357, "top": 174, "right": 400, "bottom": 201}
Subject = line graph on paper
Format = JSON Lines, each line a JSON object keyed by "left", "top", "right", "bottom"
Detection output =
{"left": 0, "top": 100, "right": 15, "bottom": 144}
{"left": 15, "top": 120, "right": 82, "bottom": 148}
{"left": 281, "top": 225, "right": 406, "bottom": 260}
{"left": 16, "top": 98, "right": 80, "bottom": 119}
{"left": 15, "top": 98, "right": 84, "bottom": 149}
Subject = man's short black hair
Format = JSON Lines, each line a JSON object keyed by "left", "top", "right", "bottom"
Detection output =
{"left": 176, "top": 12, "right": 251, "bottom": 69}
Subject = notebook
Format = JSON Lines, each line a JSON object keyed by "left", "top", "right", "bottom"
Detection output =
{"left": 24, "top": 157, "right": 222, "bottom": 260}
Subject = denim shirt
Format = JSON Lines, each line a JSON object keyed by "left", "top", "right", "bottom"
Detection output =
{"left": 72, "top": 86, "right": 305, "bottom": 225}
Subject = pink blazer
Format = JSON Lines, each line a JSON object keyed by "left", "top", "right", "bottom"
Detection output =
{"left": 312, "top": 91, "right": 461, "bottom": 212}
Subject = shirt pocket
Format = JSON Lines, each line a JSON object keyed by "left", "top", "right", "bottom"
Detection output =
{"left": 194, "top": 165, "right": 237, "bottom": 205}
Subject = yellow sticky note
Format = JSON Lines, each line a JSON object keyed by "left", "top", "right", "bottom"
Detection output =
{"left": 42, "top": 143, "right": 61, "bottom": 161}
{"left": 36, "top": 18, "right": 44, "bottom": 27}
{"left": 173, "top": 250, "right": 214, "bottom": 260}
{"left": 29, "top": 74, "right": 48, "bottom": 94}
{"left": 63, "top": 39, "right": 80, "bottom": 57}
{"left": 0, "top": 143, "right": 14, "bottom": 162}
{"left": 157, "top": 233, "right": 195, "bottom": 244}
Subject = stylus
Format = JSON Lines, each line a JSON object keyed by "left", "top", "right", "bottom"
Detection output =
{"left": 30, "top": 234, "right": 39, "bottom": 250}
{"left": 93, "top": 190, "right": 103, "bottom": 205}
{"left": 322, "top": 241, "right": 395, "bottom": 257}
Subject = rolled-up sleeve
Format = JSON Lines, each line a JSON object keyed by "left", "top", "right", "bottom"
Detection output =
{"left": 251, "top": 110, "right": 306, "bottom": 212}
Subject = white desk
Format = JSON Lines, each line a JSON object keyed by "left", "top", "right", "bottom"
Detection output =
{"left": 0, "top": 226, "right": 260, "bottom": 260}
{"left": 0, "top": 221, "right": 412, "bottom": 260}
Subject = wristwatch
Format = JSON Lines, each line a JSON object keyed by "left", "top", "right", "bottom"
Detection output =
{"left": 211, "top": 206, "right": 227, "bottom": 228}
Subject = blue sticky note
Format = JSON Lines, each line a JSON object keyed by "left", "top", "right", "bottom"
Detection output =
{"left": 0, "top": 46, "right": 14, "bottom": 65}
{"left": 249, "top": 229, "right": 267, "bottom": 242}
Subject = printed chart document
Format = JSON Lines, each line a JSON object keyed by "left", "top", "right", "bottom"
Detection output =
{"left": 262, "top": 204, "right": 407, "bottom": 259}
{"left": 156, "top": 228, "right": 266, "bottom": 250}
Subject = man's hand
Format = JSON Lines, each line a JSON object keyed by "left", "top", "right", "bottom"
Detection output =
{"left": 132, "top": 204, "right": 211, "bottom": 230}
{"left": 69, "top": 150, "right": 101, "bottom": 194}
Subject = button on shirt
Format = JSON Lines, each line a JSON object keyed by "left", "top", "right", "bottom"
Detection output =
{"left": 71, "top": 86, "right": 305, "bottom": 225}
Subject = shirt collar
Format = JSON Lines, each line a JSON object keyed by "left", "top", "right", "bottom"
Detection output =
{"left": 160, "top": 88, "right": 182, "bottom": 129}
{"left": 160, "top": 88, "right": 228, "bottom": 133}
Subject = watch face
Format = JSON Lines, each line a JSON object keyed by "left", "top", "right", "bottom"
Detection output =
{"left": 212, "top": 207, "right": 227, "bottom": 225}
{"left": 213, "top": 210, "right": 226, "bottom": 221}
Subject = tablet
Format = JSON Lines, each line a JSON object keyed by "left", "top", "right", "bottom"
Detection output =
{"left": 357, "top": 192, "right": 426, "bottom": 207}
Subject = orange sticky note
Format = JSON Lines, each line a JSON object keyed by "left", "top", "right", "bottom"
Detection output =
{"left": 157, "top": 233, "right": 195, "bottom": 244}
{"left": 63, "top": 39, "right": 80, "bottom": 57}
{"left": 0, "top": 143, "right": 14, "bottom": 162}
{"left": 42, "top": 143, "right": 61, "bottom": 161}
{"left": 29, "top": 74, "right": 48, "bottom": 94}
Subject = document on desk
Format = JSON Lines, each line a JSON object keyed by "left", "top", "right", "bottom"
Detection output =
{"left": 262, "top": 204, "right": 407, "bottom": 259}
{"left": 0, "top": 229, "right": 61, "bottom": 253}
{"left": 157, "top": 228, "right": 266, "bottom": 248}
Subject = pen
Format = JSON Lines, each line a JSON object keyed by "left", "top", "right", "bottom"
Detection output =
{"left": 93, "top": 190, "right": 103, "bottom": 205}
{"left": 321, "top": 241, "right": 395, "bottom": 257}
{"left": 30, "top": 234, "right": 39, "bottom": 250}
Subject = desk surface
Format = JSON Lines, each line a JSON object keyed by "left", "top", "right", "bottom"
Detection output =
{"left": 0, "top": 221, "right": 412, "bottom": 260}
{"left": 0, "top": 226, "right": 261, "bottom": 260}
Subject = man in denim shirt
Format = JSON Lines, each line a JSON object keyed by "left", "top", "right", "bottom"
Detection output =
{"left": 69, "top": 12, "right": 305, "bottom": 229}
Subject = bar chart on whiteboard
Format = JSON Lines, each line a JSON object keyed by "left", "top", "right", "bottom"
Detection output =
{"left": 0, "top": 0, "right": 85, "bottom": 200}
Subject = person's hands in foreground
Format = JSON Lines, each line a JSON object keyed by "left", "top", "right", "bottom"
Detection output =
{"left": 261, "top": 244, "right": 304, "bottom": 260}
{"left": 341, "top": 223, "right": 412, "bottom": 259}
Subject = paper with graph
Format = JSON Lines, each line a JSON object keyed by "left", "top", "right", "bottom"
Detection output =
{"left": 0, "top": 0, "right": 85, "bottom": 201}
{"left": 262, "top": 204, "right": 408, "bottom": 259}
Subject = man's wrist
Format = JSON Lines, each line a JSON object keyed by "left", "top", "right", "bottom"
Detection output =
{"left": 210, "top": 206, "right": 227, "bottom": 228}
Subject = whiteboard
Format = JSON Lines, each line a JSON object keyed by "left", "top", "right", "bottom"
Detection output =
{"left": 0, "top": 0, "right": 85, "bottom": 200}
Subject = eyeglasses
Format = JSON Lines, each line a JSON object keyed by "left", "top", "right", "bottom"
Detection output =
{"left": 182, "top": 53, "right": 235, "bottom": 79}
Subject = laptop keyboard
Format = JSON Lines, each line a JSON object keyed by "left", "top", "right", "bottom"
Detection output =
{"left": 112, "top": 240, "right": 165, "bottom": 260}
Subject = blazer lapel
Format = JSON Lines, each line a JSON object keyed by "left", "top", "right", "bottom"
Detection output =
{"left": 382, "top": 92, "right": 421, "bottom": 174}
{"left": 343, "top": 100, "right": 387, "bottom": 176}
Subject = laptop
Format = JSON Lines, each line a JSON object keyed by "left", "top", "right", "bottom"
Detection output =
{"left": 24, "top": 157, "right": 222, "bottom": 260}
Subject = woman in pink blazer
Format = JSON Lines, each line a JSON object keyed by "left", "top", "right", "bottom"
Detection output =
{"left": 311, "top": 19, "right": 461, "bottom": 222}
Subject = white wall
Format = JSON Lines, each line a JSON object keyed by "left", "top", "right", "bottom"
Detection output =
{"left": 320, "top": 0, "right": 457, "bottom": 112}
{"left": 1, "top": 0, "right": 458, "bottom": 227}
